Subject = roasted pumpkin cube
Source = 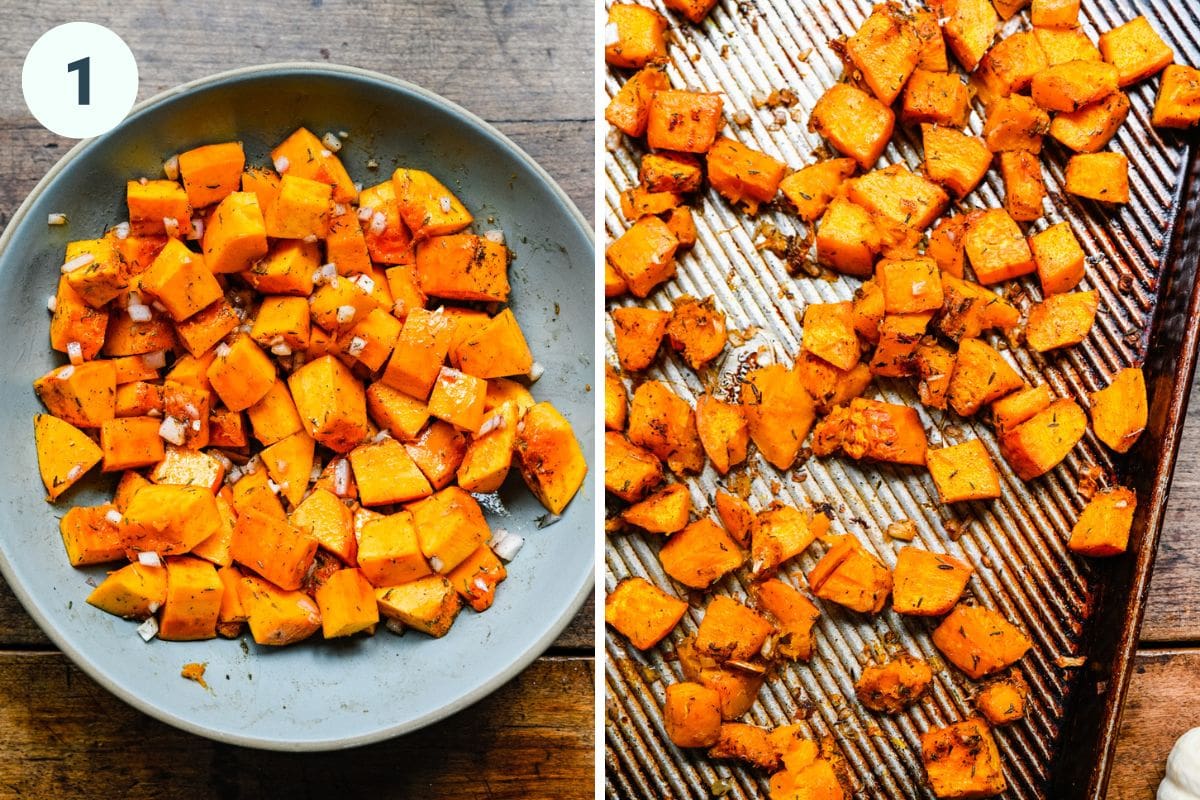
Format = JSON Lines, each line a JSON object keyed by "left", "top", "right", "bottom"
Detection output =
{"left": 178, "top": 142, "right": 245, "bottom": 208}
{"left": 1090, "top": 366, "right": 1146, "bottom": 453}
{"left": 63, "top": 237, "right": 128, "bottom": 308}
{"left": 620, "top": 483, "right": 691, "bottom": 534}
{"left": 999, "top": 398, "right": 1087, "bottom": 479}
{"left": 937, "top": 274, "right": 1020, "bottom": 340}
{"left": 963, "top": 208, "right": 1035, "bottom": 284}
{"left": 800, "top": 301, "right": 861, "bottom": 371}
{"left": 1030, "top": 221, "right": 1086, "bottom": 294}
{"left": 977, "top": 674, "right": 1029, "bottom": 725}
{"left": 231, "top": 509, "right": 317, "bottom": 591}
{"left": 815, "top": 197, "right": 881, "bottom": 277}
{"left": 238, "top": 574, "right": 321, "bottom": 646}
{"left": 741, "top": 364, "right": 815, "bottom": 471}
{"left": 1031, "top": 60, "right": 1120, "bottom": 112}
{"left": 876, "top": 258, "right": 943, "bottom": 315}
{"left": 1050, "top": 92, "right": 1131, "bottom": 152}
{"left": 356, "top": 510, "right": 430, "bottom": 586}
{"left": 264, "top": 174, "right": 332, "bottom": 240}
{"left": 445, "top": 545, "right": 506, "bottom": 612}
{"left": 848, "top": 163, "right": 949, "bottom": 231}
{"left": 1099, "top": 16, "right": 1173, "bottom": 87}
{"left": 1070, "top": 487, "right": 1137, "bottom": 557}
{"left": 915, "top": 340, "right": 956, "bottom": 410}
{"left": 127, "top": 179, "right": 192, "bottom": 237}
{"left": 86, "top": 562, "right": 166, "bottom": 619}
{"left": 706, "top": 137, "right": 786, "bottom": 214}
{"left": 664, "top": 682, "right": 723, "bottom": 748}
{"left": 750, "top": 505, "right": 823, "bottom": 578}
{"left": 902, "top": 70, "right": 970, "bottom": 127}
{"left": 809, "top": 83, "right": 895, "bottom": 169}
{"left": 52, "top": 278, "right": 109, "bottom": 358}
{"left": 922, "top": 126, "right": 992, "bottom": 199}
{"left": 604, "top": 3, "right": 668, "bottom": 68}
{"left": 1036, "top": 27, "right": 1101, "bottom": 67}
{"left": 983, "top": 94, "right": 1051, "bottom": 153}
{"left": 1153, "top": 65, "right": 1200, "bottom": 129}
{"left": 1031, "top": 0, "right": 1079, "bottom": 28}
{"left": 1024, "top": 290, "right": 1098, "bottom": 351}
{"left": 844, "top": 3, "right": 920, "bottom": 105}
{"left": 921, "top": 719, "right": 1007, "bottom": 799}
{"left": 414, "top": 234, "right": 509, "bottom": 304}
{"left": 640, "top": 151, "right": 703, "bottom": 194}
{"left": 646, "top": 90, "right": 724, "bottom": 154}
{"left": 1065, "top": 152, "right": 1129, "bottom": 203}
{"left": 604, "top": 577, "right": 688, "bottom": 650}
{"left": 695, "top": 595, "right": 773, "bottom": 662}
{"left": 620, "top": 184, "right": 682, "bottom": 222}
{"left": 100, "top": 416, "right": 165, "bottom": 472}
{"left": 854, "top": 654, "right": 933, "bottom": 713}
{"left": 933, "top": 605, "right": 1032, "bottom": 679}
{"left": 811, "top": 397, "right": 927, "bottom": 465}
{"left": 911, "top": 8, "right": 949, "bottom": 70}
{"left": 942, "top": 0, "right": 998, "bottom": 71}
{"left": 391, "top": 168, "right": 473, "bottom": 241}
{"left": 927, "top": 439, "right": 1002, "bottom": 503}
{"left": 992, "top": 383, "right": 1053, "bottom": 433}
{"left": 797, "top": 352, "right": 874, "bottom": 415}
{"left": 139, "top": 238, "right": 222, "bottom": 322}
{"left": 892, "top": 546, "right": 974, "bottom": 616}
{"left": 456, "top": 308, "right": 533, "bottom": 379}
{"left": 514, "top": 401, "right": 588, "bottom": 514}
{"left": 659, "top": 518, "right": 744, "bottom": 589}
{"left": 977, "top": 31, "right": 1048, "bottom": 98}
{"left": 808, "top": 535, "right": 892, "bottom": 614}
{"left": 666, "top": 296, "right": 726, "bottom": 371}
{"left": 999, "top": 150, "right": 1047, "bottom": 222}
{"left": 752, "top": 579, "right": 820, "bottom": 660}
{"left": 605, "top": 66, "right": 671, "bottom": 137}
{"left": 605, "top": 368, "right": 628, "bottom": 432}
{"left": 779, "top": 158, "right": 857, "bottom": 222}
{"left": 869, "top": 313, "right": 931, "bottom": 378}
{"left": 947, "top": 338, "right": 1023, "bottom": 417}
{"left": 661, "top": 205, "right": 695, "bottom": 247}
{"left": 34, "top": 361, "right": 116, "bottom": 429}
{"left": 375, "top": 575, "right": 461, "bottom": 637}
{"left": 289, "top": 355, "right": 370, "bottom": 452}
{"left": 605, "top": 431, "right": 663, "bottom": 502}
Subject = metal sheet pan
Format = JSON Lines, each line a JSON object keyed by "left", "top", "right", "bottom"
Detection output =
{"left": 603, "top": 1, "right": 1200, "bottom": 797}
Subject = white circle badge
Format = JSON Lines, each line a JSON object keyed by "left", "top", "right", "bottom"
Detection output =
{"left": 22, "top": 22, "right": 138, "bottom": 139}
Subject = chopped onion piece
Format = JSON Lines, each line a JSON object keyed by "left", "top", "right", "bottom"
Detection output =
{"left": 47, "top": 295, "right": 57, "bottom": 313}
{"left": 210, "top": 451, "right": 233, "bottom": 471}
{"left": 137, "top": 617, "right": 159, "bottom": 642}
{"left": 493, "top": 532, "right": 525, "bottom": 562}
{"left": 163, "top": 217, "right": 180, "bottom": 238}
{"left": 267, "top": 479, "right": 282, "bottom": 495}
{"left": 147, "top": 601, "right": 160, "bottom": 614}
{"left": 57, "top": 365, "right": 75, "bottom": 380}
{"left": 61, "top": 253, "right": 95, "bottom": 273}
{"left": 113, "top": 222, "right": 130, "bottom": 240}
{"left": 429, "top": 555, "right": 445, "bottom": 572}
{"left": 487, "top": 528, "right": 510, "bottom": 550}
{"left": 529, "top": 360, "right": 545, "bottom": 382}
{"left": 605, "top": 22, "right": 620, "bottom": 46}
{"left": 357, "top": 205, "right": 375, "bottom": 221}
{"left": 142, "top": 350, "right": 167, "bottom": 369}
{"left": 158, "top": 416, "right": 187, "bottom": 446}
{"left": 319, "top": 149, "right": 332, "bottom": 158}
{"left": 333, "top": 459, "right": 351, "bottom": 496}
{"left": 146, "top": 409, "right": 162, "bottom": 418}
{"left": 309, "top": 462, "right": 323, "bottom": 482}
{"left": 274, "top": 155, "right": 290, "bottom": 173}
{"left": 332, "top": 203, "right": 347, "bottom": 216}
{"left": 369, "top": 211, "right": 387, "bottom": 235}
{"left": 354, "top": 274, "right": 375, "bottom": 294}
{"left": 66, "top": 464, "right": 83, "bottom": 482}
{"left": 188, "top": 218, "right": 204, "bottom": 241}
{"left": 366, "top": 159, "right": 379, "bottom": 170}
{"left": 336, "top": 305, "right": 356, "bottom": 324}
{"left": 438, "top": 196, "right": 452, "bottom": 213}
{"left": 162, "top": 154, "right": 180, "bottom": 180}
{"left": 302, "top": 234, "right": 318, "bottom": 243}
{"left": 271, "top": 342, "right": 293, "bottom": 357}
{"left": 191, "top": 419, "right": 201, "bottom": 432}
{"left": 47, "top": 212, "right": 68, "bottom": 226}
{"left": 372, "top": 429, "right": 391, "bottom": 444}
{"left": 347, "top": 336, "right": 367, "bottom": 357}
{"left": 484, "top": 229, "right": 505, "bottom": 244}
{"left": 321, "top": 131, "right": 342, "bottom": 152}
{"left": 338, "top": 130, "right": 349, "bottom": 139}
{"left": 67, "top": 341, "right": 83, "bottom": 365}
{"left": 104, "top": 509, "right": 123, "bottom": 526}
{"left": 353, "top": 181, "right": 362, "bottom": 193}
{"left": 384, "top": 618, "right": 406, "bottom": 635}
{"left": 478, "top": 413, "right": 505, "bottom": 436}
{"left": 216, "top": 343, "right": 231, "bottom": 358}
{"left": 473, "top": 577, "right": 490, "bottom": 593}
{"left": 128, "top": 303, "right": 153, "bottom": 322}
{"left": 138, "top": 551, "right": 163, "bottom": 567}
{"left": 183, "top": 402, "right": 200, "bottom": 420}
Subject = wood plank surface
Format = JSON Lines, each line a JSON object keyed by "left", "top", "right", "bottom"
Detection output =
{"left": 0, "top": 651, "right": 593, "bottom": 800}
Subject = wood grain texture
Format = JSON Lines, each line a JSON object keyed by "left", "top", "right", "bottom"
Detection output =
{"left": 0, "top": 651, "right": 593, "bottom": 799}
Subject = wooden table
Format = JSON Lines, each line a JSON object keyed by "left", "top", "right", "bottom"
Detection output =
{"left": 0, "top": 2, "right": 593, "bottom": 798}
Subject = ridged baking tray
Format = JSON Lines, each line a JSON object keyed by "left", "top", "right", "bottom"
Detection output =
{"left": 603, "top": 1, "right": 1200, "bottom": 798}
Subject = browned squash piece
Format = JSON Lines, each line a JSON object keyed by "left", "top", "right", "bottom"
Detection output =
{"left": 627, "top": 380, "right": 706, "bottom": 474}
{"left": 1069, "top": 487, "right": 1136, "bottom": 557}
{"left": 854, "top": 653, "right": 933, "bottom": 713}
{"left": 658, "top": 518, "right": 744, "bottom": 589}
{"left": 1089, "top": 367, "right": 1146, "bottom": 453}
{"left": 932, "top": 605, "right": 1032, "bottom": 679}
{"left": 999, "top": 398, "right": 1087, "bottom": 480}
{"left": 695, "top": 394, "right": 749, "bottom": 476}
{"left": 604, "top": 577, "right": 688, "bottom": 650}
{"left": 892, "top": 546, "right": 974, "bottom": 616}
{"left": 921, "top": 718, "right": 1007, "bottom": 799}
{"left": 620, "top": 483, "right": 691, "bottom": 534}
{"left": 740, "top": 363, "right": 815, "bottom": 471}
{"left": 666, "top": 296, "right": 727, "bottom": 370}
{"left": 807, "top": 535, "right": 892, "bottom": 614}
{"left": 752, "top": 579, "right": 821, "bottom": 661}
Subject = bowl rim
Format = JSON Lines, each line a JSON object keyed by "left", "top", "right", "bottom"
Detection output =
{"left": 0, "top": 60, "right": 595, "bottom": 751}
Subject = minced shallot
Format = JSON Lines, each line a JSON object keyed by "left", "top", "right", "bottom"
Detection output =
{"left": 60, "top": 253, "right": 94, "bottom": 274}
{"left": 137, "top": 617, "right": 159, "bottom": 642}
{"left": 138, "top": 551, "right": 163, "bottom": 568}
{"left": 66, "top": 342, "right": 83, "bottom": 366}
{"left": 273, "top": 155, "right": 290, "bottom": 173}
{"left": 158, "top": 416, "right": 186, "bottom": 446}
{"left": 162, "top": 154, "right": 180, "bottom": 180}
{"left": 47, "top": 213, "right": 68, "bottom": 226}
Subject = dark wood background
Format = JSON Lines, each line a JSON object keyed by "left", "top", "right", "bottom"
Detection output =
{"left": 0, "top": 2, "right": 594, "bottom": 798}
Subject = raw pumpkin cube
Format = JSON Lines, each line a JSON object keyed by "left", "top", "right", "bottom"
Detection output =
{"left": 932, "top": 605, "right": 1032, "bottom": 679}
{"left": 752, "top": 579, "right": 820, "bottom": 660}
{"left": 902, "top": 70, "right": 970, "bottom": 127}
{"left": 605, "top": 431, "right": 664, "bottom": 503}
{"left": 264, "top": 174, "right": 332, "bottom": 240}
{"left": 706, "top": 137, "right": 786, "bottom": 214}
{"left": 86, "top": 562, "right": 166, "bottom": 619}
{"left": 922, "top": 126, "right": 992, "bottom": 199}
{"left": 325, "top": 204, "right": 373, "bottom": 275}
{"left": 999, "top": 150, "right": 1047, "bottom": 222}
{"left": 178, "top": 142, "right": 245, "bottom": 208}
{"left": 942, "top": 0, "right": 999, "bottom": 71}
{"left": 113, "top": 470, "right": 151, "bottom": 512}
{"left": 245, "top": 239, "right": 320, "bottom": 296}
{"left": 232, "top": 467, "right": 287, "bottom": 521}
{"left": 612, "top": 306, "right": 669, "bottom": 372}
{"left": 251, "top": 296, "right": 311, "bottom": 352}
{"left": 926, "top": 439, "right": 1002, "bottom": 503}
{"left": 809, "top": 83, "right": 895, "bottom": 169}
{"left": 876, "top": 258, "right": 943, "bottom": 315}
{"left": 977, "top": 675, "right": 1029, "bottom": 725}
{"left": 1031, "top": 60, "right": 1120, "bottom": 112}
{"left": 1030, "top": 221, "right": 1086, "bottom": 294}
{"left": 34, "top": 361, "right": 116, "bottom": 429}
{"left": 1032, "top": 0, "right": 1079, "bottom": 28}
{"left": 207, "top": 335, "right": 277, "bottom": 412}
{"left": 515, "top": 402, "right": 588, "bottom": 514}
{"left": 375, "top": 575, "right": 461, "bottom": 637}
{"left": 100, "top": 416, "right": 165, "bottom": 472}
{"left": 358, "top": 181, "right": 415, "bottom": 265}
{"left": 272, "top": 128, "right": 356, "bottom": 203}
{"left": 63, "top": 237, "right": 128, "bottom": 308}
{"left": 1153, "top": 65, "right": 1200, "bottom": 129}
{"left": 109, "top": 354, "right": 160, "bottom": 385}
{"left": 606, "top": 216, "right": 679, "bottom": 298}
{"left": 289, "top": 355, "right": 370, "bottom": 452}
{"left": 695, "top": 595, "right": 773, "bottom": 662}
{"left": 983, "top": 94, "right": 1050, "bottom": 153}
{"left": 60, "top": 504, "right": 125, "bottom": 566}
{"left": 750, "top": 505, "right": 822, "bottom": 578}
{"left": 1065, "top": 152, "right": 1129, "bottom": 203}
{"left": 414, "top": 234, "right": 509, "bottom": 303}
{"left": 190, "top": 490, "right": 237, "bottom": 567}
{"left": 246, "top": 380, "right": 303, "bottom": 446}
{"left": 810, "top": 397, "right": 927, "bottom": 465}
{"left": 664, "top": 682, "right": 723, "bottom": 748}
{"left": 779, "top": 158, "right": 857, "bottom": 222}
{"left": 646, "top": 90, "right": 724, "bottom": 154}
{"left": 150, "top": 446, "right": 225, "bottom": 492}
{"left": 485, "top": 378, "right": 535, "bottom": 415}
{"left": 992, "top": 383, "right": 1053, "bottom": 433}
{"left": 391, "top": 168, "right": 473, "bottom": 241}
{"left": 457, "top": 308, "right": 534, "bottom": 379}
{"left": 807, "top": 535, "right": 892, "bottom": 614}
{"left": 604, "top": 576, "right": 687, "bottom": 650}
{"left": 384, "top": 264, "right": 427, "bottom": 321}
{"left": 427, "top": 367, "right": 487, "bottom": 432}
{"left": 844, "top": 3, "right": 920, "bottom": 105}
{"left": 121, "top": 483, "right": 221, "bottom": 555}
{"left": 658, "top": 518, "right": 744, "bottom": 589}
{"left": 156, "top": 556, "right": 223, "bottom": 641}
{"left": 848, "top": 163, "right": 948, "bottom": 231}
{"left": 976, "top": 31, "right": 1048, "bottom": 98}
{"left": 604, "top": 3, "right": 668, "bottom": 68}
{"left": 215, "top": 565, "right": 247, "bottom": 638}
{"left": 1025, "top": 290, "right": 1098, "bottom": 351}
{"left": 349, "top": 437, "right": 433, "bottom": 506}
{"left": 366, "top": 381, "right": 429, "bottom": 441}
{"left": 1099, "top": 16, "right": 1173, "bottom": 87}
{"left": 127, "top": 179, "right": 192, "bottom": 237}
{"left": 963, "top": 208, "right": 1036, "bottom": 285}
{"left": 1070, "top": 487, "right": 1137, "bottom": 556}
{"left": 289, "top": 487, "right": 356, "bottom": 564}
{"left": 921, "top": 719, "right": 1007, "bottom": 799}
{"left": 237, "top": 574, "right": 322, "bottom": 646}
{"left": 404, "top": 421, "right": 468, "bottom": 490}
{"left": 314, "top": 568, "right": 378, "bottom": 638}
{"left": 139, "top": 238, "right": 222, "bottom": 321}
{"left": 231, "top": 508, "right": 317, "bottom": 591}
{"left": 382, "top": 308, "right": 455, "bottom": 400}
{"left": 1050, "top": 92, "right": 1131, "bottom": 152}
{"left": 740, "top": 364, "right": 815, "bottom": 470}
{"left": 815, "top": 197, "right": 881, "bottom": 277}
{"left": 1034, "top": 26, "right": 1102, "bottom": 66}
{"left": 620, "top": 483, "right": 691, "bottom": 534}
{"left": 447, "top": 545, "right": 507, "bottom": 611}
{"left": 457, "top": 402, "right": 519, "bottom": 492}
{"left": 947, "top": 338, "right": 1023, "bottom": 417}
{"left": 445, "top": 309, "right": 491, "bottom": 370}
{"left": 999, "top": 398, "right": 1087, "bottom": 479}
{"left": 605, "top": 66, "right": 670, "bottom": 137}
{"left": 892, "top": 547, "right": 974, "bottom": 616}
{"left": 339, "top": 307, "right": 402, "bottom": 372}
{"left": 259, "top": 430, "right": 315, "bottom": 507}
{"left": 166, "top": 354, "right": 216, "bottom": 393}
{"left": 694, "top": 395, "right": 749, "bottom": 476}
{"left": 174, "top": 298, "right": 240, "bottom": 357}
{"left": 241, "top": 167, "right": 280, "bottom": 213}
{"left": 1090, "top": 366, "right": 1147, "bottom": 453}
{"left": 409, "top": 486, "right": 490, "bottom": 574}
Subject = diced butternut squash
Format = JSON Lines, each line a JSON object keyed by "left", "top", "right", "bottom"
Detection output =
{"left": 150, "top": 446, "right": 225, "bottom": 493}
{"left": 1090, "top": 367, "right": 1147, "bottom": 453}
{"left": 409, "top": 487, "right": 490, "bottom": 574}
{"left": 604, "top": 3, "right": 668, "bottom": 68}
{"left": 404, "top": 420, "right": 468, "bottom": 490}
{"left": 646, "top": 90, "right": 724, "bottom": 154}
{"left": 290, "top": 487, "right": 356, "bottom": 565}
{"left": 349, "top": 437, "right": 433, "bottom": 506}
{"left": 289, "top": 355, "right": 369, "bottom": 453}
{"left": 942, "top": 0, "right": 999, "bottom": 72}
{"left": 456, "top": 309, "right": 533, "bottom": 379}
{"left": 620, "top": 484, "right": 691, "bottom": 534}
{"left": 752, "top": 578, "right": 820, "bottom": 660}
{"left": 992, "top": 383, "right": 1053, "bottom": 433}
{"left": 63, "top": 237, "right": 128, "bottom": 308}
{"left": 876, "top": 258, "right": 943, "bottom": 315}
{"left": 158, "top": 556, "right": 223, "bottom": 641}
{"left": 60, "top": 504, "right": 125, "bottom": 566}
{"left": 246, "top": 239, "right": 320, "bottom": 296}
{"left": 947, "top": 339, "right": 1023, "bottom": 417}
{"left": 127, "top": 179, "right": 191, "bottom": 237}
{"left": 1000, "top": 150, "right": 1047, "bottom": 222}
{"left": 977, "top": 31, "right": 1048, "bottom": 98}
{"left": 808, "top": 535, "right": 892, "bottom": 614}
{"left": 802, "top": 301, "right": 862, "bottom": 369}
{"left": 963, "top": 208, "right": 1036, "bottom": 284}
{"left": 666, "top": 295, "right": 727, "bottom": 371}
{"left": 932, "top": 605, "right": 1032, "bottom": 679}
{"left": 847, "top": 164, "right": 948, "bottom": 231}
{"left": 659, "top": 518, "right": 744, "bottom": 589}
{"left": 237, "top": 574, "right": 322, "bottom": 646}
{"left": 922, "top": 126, "right": 992, "bottom": 199}
{"left": 927, "top": 439, "right": 1002, "bottom": 503}
{"left": 605, "top": 431, "right": 663, "bottom": 502}
{"left": 708, "top": 723, "right": 781, "bottom": 771}
{"left": 1031, "top": 221, "right": 1086, "bottom": 295}
{"left": 870, "top": 313, "right": 928, "bottom": 377}
{"left": 892, "top": 547, "right": 974, "bottom": 616}
{"left": 1153, "top": 65, "right": 1200, "bottom": 129}
{"left": 695, "top": 595, "right": 773, "bottom": 662}
{"left": 207, "top": 335, "right": 277, "bottom": 412}
{"left": 843, "top": 3, "right": 920, "bottom": 105}
{"left": 357, "top": 510, "right": 430, "bottom": 586}
{"left": 902, "top": 70, "right": 971, "bottom": 127}
{"left": 606, "top": 67, "right": 671, "bottom": 137}
{"left": 977, "top": 673, "right": 1029, "bottom": 725}
{"left": 750, "top": 505, "right": 824, "bottom": 578}
{"left": 1024, "top": 290, "right": 1098, "bottom": 351}
{"left": 375, "top": 575, "right": 461, "bottom": 637}
{"left": 809, "top": 83, "right": 895, "bottom": 169}
{"left": 706, "top": 137, "right": 786, "bottom": 215}
{"left": 740, "top": 364, "right": 815, "bottom": 471}
{"left": 1065, "top": 152, "right": 1129, "bottom": 203}
{"left": 606, "top": 216, "right": 679, "bottom": 298}
{"left": 796, "top": 353, "right": 874, "bottom": 415}
{"left": 264, "top": 174, "right": 332, "bottom": 240}
{"left": 446, "top": 545, "right": 506, "bottom": 612}
{"left": 456, "top": 402, "right": 518, "bottom": 493}
{"left": 86, "top": 562, "right": 166, "bottom": 619}
{"left": 34, "top": 361, "right": 116, "bottom": 429}
{"left": 314, "top": 568, "right": 378, "bottom": 638}
{"left": 915, "top": 340, "right": 956, "bottom": 411}
{"left": 1098, "top": 16, "right": 1173, "bottom": 87}
{"left": 392, "top": 168, "right": 473, "bottom": 241}
{"left": 664, "top": 682, "right": 723, "bottom": 748}
{"left": 983, "top": 94, "right": 1050, "bottom": 153}
{"left": 1031, "top": 59, "right": 1120, "bottom": 113}
{"left": 179, "top": 142, "right": 245, "bottom": 208}
{"left": 139, "top": 238, "right": 222, "bottom": 322}
{"left": 272, "top": 127, "right": 357, "bottom": 203}
{"left": 854, "top": 654, "right": 932, "bottom": 713}
{"left": 816, "top": 197, "right": 881, "bottom": 277}
{"left": 921, "top": 719, "right": 1007, "bottom": 799}
{"left": 33, "top": 413, "right": 102, "bottom": 500}
{"left": 514, "top": 402, "right": 588, "bottom": 514}
{"left": 1032, "top": 0, "right": 1079, "bottom": 28}
{"left": 714, "top": 491, "right": 754, "bottom": 548}
{"left": 1050, "top": 92, "right": 1131, "bottom": 152}
{"left": 1000, "top": 398, "right": 1087, "bottom": 480}
{"left": 231, "top": 509, "right": 317, "bottom": 590}
{"left": 1069, "top": 487, "right": 1137, "bottom": 557}
{"left": 779, "top": 159, "right": 857, "bottom": 224}
{"left": 604, "top": 576, "right": 688, "bottom": 650}
{"left": 811, "top": 398, "right": 927, "bottom": 466}
{"left": 415, "top": 234, "right": 509, "bottom": 303}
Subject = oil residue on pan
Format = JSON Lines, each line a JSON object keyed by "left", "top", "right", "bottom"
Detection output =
{"left": 603, "top": 1, "right": 1200, "bottom": 799}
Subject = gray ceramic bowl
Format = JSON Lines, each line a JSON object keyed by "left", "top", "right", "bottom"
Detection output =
{"left": 0, "top": 63, "right": 594, "bottom": 750}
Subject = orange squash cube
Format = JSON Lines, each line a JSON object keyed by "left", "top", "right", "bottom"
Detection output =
{"left": 178, "top": 142, "right": 245, "bottom": 208}
{"left": 750, "top": 505, "right": 823, "bottom": 578}
{"left": 314, "top": 568, "right": 378, "bottom": 638}
{"left": 272, "top": 127, "right": 357, "bottom": 203}
{"left": 932, "top": 606, "right": 1031, "bottom": 679}
{"left": 358, "top": 181, "right": 416, "bottom": 265}
{"left": 869, "top": 313, "right": 931, "bottom": 378}
{"left": 1030, "top": 221, "right": 1086, "bottom": 295}
{"left": 446, "top": 545, "right": 507, "bottom": 611}
{"left": 1153, "top": 65, "right": 1200, "bottom": 129}
{"left": 992, "top": 383, "right": 1053, "bottom": 434}
{"left": 241, "top": 167, "right": 280, "bottom": 214}
{"left": 942, "top": 0, "right": 999, "bottom": 71}
{"left": 876, "top": 257, "right": 943, "bottom": 315}
{"left": 289, "top": 355, "right": 370, "bottom": 452}
{"left": 926, "top": 439, "right": 1002, "bottom": 503}
{"left": 382, "top": 308, "right": 455, "bottom": 400}
{"left": 663, "top": 682, "right": 723, "bottom": 749}
{"left": 366, "top": 381, "right": 430, "bottom": 441}
{"left": 404, "top": 421, "right": 469, "bottom": 490}
{"left": 1065, "top": 152, "right": 1129, "bottom": 203}
{"left": 999, "top": 150, "right": 1047, "bottom": 222}
{"left": 779, "top": 158, "right": 857, "bottom": 223}
{"left": 1050, "top": 92, "right": 1131, "bottom": 152}
{"left": 1031, "top": 60, "right": 1120, "bottom": 112}
{"left": 1099, "top": 16, "right": 1173, "bottom": 87}
{"left": 392, "top": 168, "right": 474, "bottom": 241}
{"left": 60, "top": 504, "right": 125, "bottom": 566}
{"left": 605, "top": 432, "right": 663, "bottom": 502}
{"left": 605, "top": 66, "right": 671, "bottom": 138}
{"left": 815, "top": 197, "right": 881, "bottom": 277}
{"left": 207, "top": 335, "right": 277, "bottom": 412}
{"left": 946, "top": 338, "right": 1023, "bottom": 417}
{"left": 694, "top": 394, "right": 749, "bottom": 475}
{"left": 646, "top": 90, "right": 724, "bottom": 154}
{"left": 1025, "top": 290, "right": 1098, "bottom": 351}
{"left": 801, "top": 301, "right": 861, "bottom": 370}
{"left": 706, "top": 137, "right": 786, "bottom": 214}
{"left": 1032, "top": 0, "right": 1080, "bottom": 28}
{"left": 1034, "top": 26, "right": 1102, "bottom": 66}
{"left": 245, "top": 239, "right": 320, "bottom": 296}
{"left": 357, "top": 510, "right": 431, "bottom": 586}
{"left": 325, "top": 203, "right": 373, "bottom": 275}
{"left": 86, "top": 562, "right": 166, "bottom": 619}
{"left": 157, "top": 556, "right": 223, "bottom": 641}
{"left": 999, "top": 398, "right": 1087, "bottom": 479}
{"left": 620, "top": 483, "right": 692, "bottom": 534}
{"left": 606, "top": 216, "right": 679, "bottom": 298}
{"left": 264, "top": 174, "right": 332, "bottom": 240}
{"left": 245, "top": 380, "right": 303, "bottom": 446}
{"left": 457, "top": 403, "right": 519, "bottom": 492}
{"left": 414, "top": 234, "right": 509, "bottom": 303}
{"left": 963, "top": 209, "right": 1036, "bottom": 285}
{"left": 1070, "top": 487, "right": 1137, "bottom": 557}
{"left": 456, "top": 308, "right": 534, "bottom": 379}
{"left": 127, "top": 179, "right": 192, "bottom": 237}
{"left": 139, "top": 238, "right": 222, "bottom": 322}
{"left": 810, "top": 397, "right": 927, "bottom": 466}
{"left": 809, "top": 83, "right": 895, "bottom": 169}
{"left": 231, "top": 508, "right": 318, "bottom": 591}
{"left": 847, "top": 163, "right": 948, "bottom": 231}
{"left": 349, "top": 436, "right": 433, "bottom": 506}
{"left": 251, "top": 296, "right": 311, "bottom": 353}
{"left": 922, "top": 126, "right": 991, "bottom": 199}
{"left": 289, "top": 487, "right": 356, "bottom": 565}
{"left": 892, "top": 547, "right": 974, "bottom": 616}
{"left": 604, "top": 3, "right": 668, "bottom": 69}
{"left": 983, "top": 94, "right": 1051, "bottom": 153}
{"left": 237, "top": 574, "right": 321, "bottom": 646}
{"left": 921, "top": 719, "right": 1007, "bottom": 798}
{"left": 374, "top": 575, "right": 461, "bottom": 637}
{"left": 149, "top": 446, "right": 225, "bottom": 492}
{"left": 51, "top": 278, "right": 109, "bottom": 359}
{"left": 658, "top": 518, "right": 744, "bottom": 590}
{"left": 63, "top": 237, "right": 128, "bottom": 308}
{"left": 515, "top": 402, "right": 588, "bottom": 514}
{"left": 740, "top": 364, "right": 815, "bottom": 470}
{"left": 174, "top": 298, "right": 239, "bottom": 357}
{"left": 99, "top": 416, "right": 165, "bottom": 472}
{"left": 1090, "top": 366, "right": 1147, "bottom": 454}
{"left": 339, "top": 307, "right": 402, "bottom": 372}
{"left": 844, "top": 3, "right": 920, "bottom": 105}
{"left": 604, "top": 577, "right": 688, "bottom": 650}
{"left": 977, "top": 31, "right": 1048, "bottom": 98}
{"left": 409, "top": 487, "right": 491, "bottom": 574}
{"left": 902, "top": 69, "right": 970, "bottom": 127}
{"left": 34, "top": 361, "right": 116, "bottom": 429}
{"left": 807, "top": 535, "right": 892, "bottom": 614}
